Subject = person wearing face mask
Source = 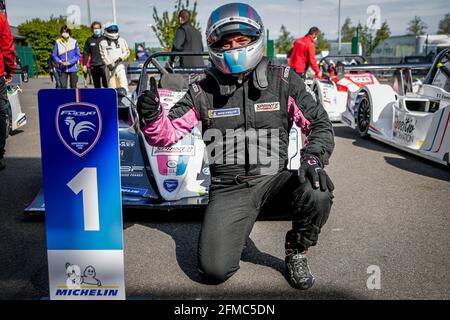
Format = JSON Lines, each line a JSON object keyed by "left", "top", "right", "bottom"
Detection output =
{"left": 289, "top": 27, "right": 322, "bottom": 79}
{"left": 52, "top": 25, "right": 80, "bottom": 89}
{"left": 136, "top": 44, "right": 149, "bottom": 62}
{"left": 82, "top": 21, "right": 107, "bottom": 88}
{"left": 99, "top": 23, "right": 130, "bottom": 91}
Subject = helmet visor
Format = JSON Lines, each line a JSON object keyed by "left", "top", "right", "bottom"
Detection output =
{"left": 207, "top": 19, "right": 261, "bottom": 47}
{"left": 105, "top": 25, "right": 119, "bottom": 33}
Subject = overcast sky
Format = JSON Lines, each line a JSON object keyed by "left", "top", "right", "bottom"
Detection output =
{"left": 5, "top": 0, "right": 449, "bottom": 48}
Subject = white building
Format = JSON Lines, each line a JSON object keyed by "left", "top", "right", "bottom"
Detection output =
{"left": 372, "top": 34, "right": 450, "bottom": 57}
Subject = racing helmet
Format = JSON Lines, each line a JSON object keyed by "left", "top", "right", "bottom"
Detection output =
{"left": 206, "top": 3, "right": 265, "bottom": 75}
{"left": 104, "top": 22, "right": 119, "bottom": 40}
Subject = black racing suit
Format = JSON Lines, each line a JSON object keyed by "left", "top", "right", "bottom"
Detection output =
{"left": 141, "top": 60, "right": 335, "bottom": 283}
{"left": 82, "top": 35, "right": 107, "bottom": 88}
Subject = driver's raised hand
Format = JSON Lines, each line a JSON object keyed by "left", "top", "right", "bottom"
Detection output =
{"left": 137, "top": 77, "right": 161, "bottom": 126}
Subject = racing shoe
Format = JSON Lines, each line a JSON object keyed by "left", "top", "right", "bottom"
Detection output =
{"left": 285, "top": 249, "right": 315, "bottom": 290}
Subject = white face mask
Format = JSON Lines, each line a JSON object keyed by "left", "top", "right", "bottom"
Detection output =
{"left": 93, "top": 29, "right": 102, "bottom": 36}
{"left": 61, "top": 32, "right": 70, "bottom": 39}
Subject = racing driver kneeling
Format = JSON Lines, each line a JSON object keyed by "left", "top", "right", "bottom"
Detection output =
{"left": 137, "top": 3, "right": 335, "bottom": 290}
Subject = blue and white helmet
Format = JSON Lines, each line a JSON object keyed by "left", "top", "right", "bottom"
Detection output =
{"left": 104, "top": 22, "right": 119, "bottom": 40}
{"left": 206, "top": 3, "right": 265, "bottom": 75}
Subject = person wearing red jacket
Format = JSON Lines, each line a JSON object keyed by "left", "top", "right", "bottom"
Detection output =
{"left": 0, "top": 11, "right": 16, "bottom": 170}
{"left": 289, "top": 27, "right": 322, "bottom": 79}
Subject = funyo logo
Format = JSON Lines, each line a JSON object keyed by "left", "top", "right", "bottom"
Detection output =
{"left": 163, "top": 179, "right": 179, "bottom": 192}
{"left": 56, "top": 103, "right": 102, "bottom": 157}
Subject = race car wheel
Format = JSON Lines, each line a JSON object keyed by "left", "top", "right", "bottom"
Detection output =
{"left": 356, "top": 93, "right": 371, "bottom": 138}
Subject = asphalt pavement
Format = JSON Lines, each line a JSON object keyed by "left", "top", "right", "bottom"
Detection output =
{"left": 0, "top": 77, "right": 449, "bottom": 300}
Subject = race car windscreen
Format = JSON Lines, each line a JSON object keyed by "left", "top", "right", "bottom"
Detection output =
{"left": 321, "top": 56, "right": 367, "bottom": 66}
{"left": 319, "top": 55, "right": 367, "bottom": 75}
{"left": 431, "top": 52, "right": 450, "bottom": 92}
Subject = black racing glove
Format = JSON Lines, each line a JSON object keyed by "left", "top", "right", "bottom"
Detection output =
{"left": 107, "top": 64, "right": 115, "bottom": 71}
{"left": 136, "top": 77, "right": 161, "bottom": 127}
{"left": 298, "top": 154, "right": 334, "bottom": 192}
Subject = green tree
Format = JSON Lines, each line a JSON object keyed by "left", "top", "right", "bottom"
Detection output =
{"left": 357, "top": 23, "right": 371, "bottom": 55}
{"left": 373, "top": 21, "right": 391, "bottom": 50}
{"left": 275, "top": 25, "right": 294, "bottom": 54}
{"left": 151, "top": 0, "right": 200, "bottom": 49}
{"left": 315, "top": 32, "right": 330, "bottom": 54}
{"left": 437, "top": 13, "right": 450, "bottom": 34}
{"left": 341, "top": 17, "right": 356, "bottom": 42}
{"left": 127, "top": 49, "right": 136, "bottom": 62}
{"left": 340, "top": 18, "right": 389, "bottom": 56}
{"left": 407, "top": 16, "right": 427, "bottom": 36}
{"left": 18, "top": 15, "right": 91, "bottom": 74}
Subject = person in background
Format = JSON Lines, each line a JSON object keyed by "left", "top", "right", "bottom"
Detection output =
{"left": 16, "top": 55, "right": 28, "bottom": 83}
{"left": 99, "top": 22, "right": 130, "bottom": 91}
{"left": 80, "top": 52, "right": 92, "bottom": 88}
{"left": 52, "top": 25, "right": 80, "bottom": 89}
{"left": 136, "top": 44, "right": 149, "bottom": 62}
{"left": 82, "top": 21, "right": 107, "bottom": 88}
{"left": 47, "top": 55, "right": 61, "bottom": 88}
{"left": 0, "top": 9, "right": 16, "bottom": 170}
{"left": 168, "top": 9, "right": 204, "bottom": 68}
{"left": 289, "top": 27, "right": 322, "bottom": 79}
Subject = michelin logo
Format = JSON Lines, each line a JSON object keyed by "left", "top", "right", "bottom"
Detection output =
{"left": 56, "top": 262, "right": 119, "bottom": 297}
{"left": 208, "top": 108, "right": 240, "bottom": 118}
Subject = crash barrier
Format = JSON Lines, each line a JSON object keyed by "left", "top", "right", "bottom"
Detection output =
{"left": 38, "top": 88, "right": 125, "bottom": 300}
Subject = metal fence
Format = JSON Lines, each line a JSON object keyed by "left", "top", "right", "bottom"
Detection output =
{"left": 15, "top": 45, "right": 38, "bottom": 78}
